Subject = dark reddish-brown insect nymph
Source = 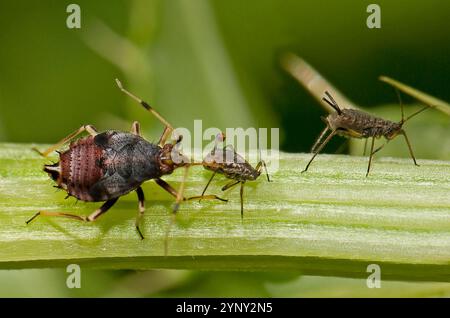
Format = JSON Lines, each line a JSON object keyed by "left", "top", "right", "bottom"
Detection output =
{"left": 303, "top": 91, "right": 431, "bottom": 176}
{"left": 27, "top": 79, "right": 225, "bottom": 239}
{"left": 199, "top": 132, "right": 272, "bottom": 218}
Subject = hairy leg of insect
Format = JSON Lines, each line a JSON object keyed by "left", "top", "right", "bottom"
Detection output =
{"left": 26, "top": 198, "right": 118, "bottom": 224}
{"left": 115, "top": 79, "right": 174, "bottom": 146}
{"left": 302, "top": 130, "right": 337, "bottom": 173}
{"left": 240, "top": 182, "right": 245, "bottom": 219}
{"left": 255, "top": 160, "right": 272, "bottom": 182}
{"left": 135, "top": 187, "right": 145, "bottom": 240}
{"left": 366, "top": 138, "right": 376, "bottom": 177}
{"left": 310, "top": 127, "right": 329, "bottom": 153}
{"left": 400, "top": 130, "right": 419, "bottom": 166}
{"left": 131, "top": 121, "right": 141, "bottom": 136}
{"left": 32, "top": 125, "right": 98, "bottom": 157}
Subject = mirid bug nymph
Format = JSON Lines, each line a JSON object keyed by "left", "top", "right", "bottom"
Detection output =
{"left": 27, "top": 79, "right": 226, "bottom": 239}
{"left": 198, "top": 132, "right": 272, "bottom": 218}
{"left": 303, "top": 91, "right": 431, "bottom": 176}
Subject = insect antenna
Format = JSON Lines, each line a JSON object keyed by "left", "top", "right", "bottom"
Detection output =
{"left": 257, "top": 134, "right": 271, "bottom": 182}
{"left": 395, "top": 88, "right": 405, "bottom": 123}
{"left": 394, "top": 88, "right": 432, "bottom": 125}
{"left": 403, "top": 105, "right": 432, "bottom": 124}
{"left": 323, "top": 91, "right": 342, "bottom": 114}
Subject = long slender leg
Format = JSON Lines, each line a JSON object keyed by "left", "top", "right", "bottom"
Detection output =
{"left": 311, "top": 126, "right": 329, "bottom": 153}
{"left": 255, "top": 160, "right": 272, "bottom": 182}
{"left": 363, "top": 139, "right": 368, "bottom": 156}
{"left": 372, "top": 143, "right": 385, "bottom": 156}
{"left": 400, "top": 130, "right": 419, "bottom": 166}
{"left": 334, "top": 139, "right": 348, "bottom": 155}
{"left": 366, "top": 137, "right": 376, "bottom": 177}
{"left": 173, "top": 167, "right": 189, "bottom": 214}
{"left": 200, "top": 171, "right": 217, "bottom": 200}
{"left": 115, "top": 79, "right": 173, "bottom": 146}
{"left": 222, "top": 180, "right": 240, "bottom": 191}
{"left": 135, "top": 187, "right": 145, "bottom": 240}
{"left": 240, "top": 182, "right": 245, "bottom": 219}
{"left": 302, "top": 130, "right": 337, "bottom": 173}
{"left": 155, "top": 177, "right": 226, "bottom": 202}
{"left": 26, "top": 198, "right": 118, "bottom": 224}
{"left": 131, "top": 121, "right": 141, "bottom": 136}
{"left": 33, "top": 125, "right": 98, "bottom": 157}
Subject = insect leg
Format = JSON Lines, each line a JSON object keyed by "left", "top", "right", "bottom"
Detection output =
{"left": 240, "top": 182, "right": 245, "bottom": 219}
{"left": 135, "top": 187, "right": 145, "bottom": 240}
{"left": 222, "top": 180, "right": 240, "bottom": 191}
{"left": 255, "top": 160, "right": 272, "bottom": 182}
{"left": 302, "top": 130, "right": 337, "bottom": 173}
{"left": 363, "top": 139, "right": 368, "bottom": 156}
{"left": 26, "top": 198, "right": 118, "bottom": 224}
{"left": 197, "top": 171, "right": 217, "bottom": 203}
{"left": 155, "top": 178, "right": 227, "bottom": 203}
{"left": 400, "top": 130, "right": 419, "bottom": 166}
{"left": 131, "top": 121, "right": 141, "bottom": 136}
{"left": 33, "top": 125, "right": 98, "bottom": 157}
{"left": 115, "top": 79, "right": 174, "bottom": 147}
{"left": 310, "top": 126, "right": 329, "bottom": 153}
{"left": 365, "top": 138, "right": 376, "bottom": 177}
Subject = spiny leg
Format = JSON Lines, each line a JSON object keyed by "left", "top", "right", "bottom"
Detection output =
{"left": 366, "top": 137, "right": 376, "bottom": 177}
{"left": 115, "top": 79, "right": 174, "bottom": 147}
{"left": 33, "top": 125, "right": 98, "bottom": 157}
{"left": 26, "top": 198, "right": 118, "bottom": 224}
{"left": 400, "top": 130, "right": 419, "bottom": 166}
{"left": 302, "top": 130, "right": 337, "bottom": 173}
{"left": 311, "top": 126, "right": 329, "bottom": 153}
{"left": 131, "top": 121, "right": 141, "bottom": 136}
{"left": 135, "top": 187, "right": 145, "bottom": 240}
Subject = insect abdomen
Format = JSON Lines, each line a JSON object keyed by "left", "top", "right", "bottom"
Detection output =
{"left": 45, "top": 136, "right": 105, "bottom": 202}
{"left": 337, "top": 109, "right": 396, "bottom": 138}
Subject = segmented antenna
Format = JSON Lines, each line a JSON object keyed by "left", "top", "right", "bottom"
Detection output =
{"left": 322, "top": 91, "right": 342, "bottom": 114}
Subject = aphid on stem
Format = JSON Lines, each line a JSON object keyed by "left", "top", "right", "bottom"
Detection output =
{"left": 197, "top": 132, "right": 272, "bottom": 219}
{"left": 303, "top": 90, "right": 431, "bottom": 176}
{"left": 27, "top": 79, "right": 226, "bottom": 240}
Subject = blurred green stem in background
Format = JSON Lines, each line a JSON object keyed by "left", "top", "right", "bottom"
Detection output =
{"left": 0, "top": 144, "right": 449, "bottom": 282}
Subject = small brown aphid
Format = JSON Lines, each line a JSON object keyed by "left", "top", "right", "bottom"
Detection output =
{"left": 27, "top": 79, "right": 225, "bottom": 239}
{"left": 198, "top": 132, "right": 272, "bottom": 218}
{"left": 303, "top": 91, "right": 431, "bottom": 176}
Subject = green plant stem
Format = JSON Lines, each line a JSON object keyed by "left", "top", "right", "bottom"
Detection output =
{"left": 0, "top": 143, "right": 449, "bottom": 281}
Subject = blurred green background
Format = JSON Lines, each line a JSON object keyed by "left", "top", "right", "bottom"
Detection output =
{"left": 0, "top": 0, "right": 449, "bottom": 297}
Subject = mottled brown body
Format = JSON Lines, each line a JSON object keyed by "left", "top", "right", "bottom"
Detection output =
{"left": 203, "top": 147, "right": 260, "bottom": 182}
{"left": 199, "top": 133, "right": 271, "bottom": 218}
{"left": 303, "top": 91, "right": 429, "bottom": 176}
{"left": 327, "top": 109, "right": 401, "bottom": 140}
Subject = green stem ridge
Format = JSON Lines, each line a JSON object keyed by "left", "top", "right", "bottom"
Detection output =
{"left": 0, "top": 143, "right": 449, "bottom": 281}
